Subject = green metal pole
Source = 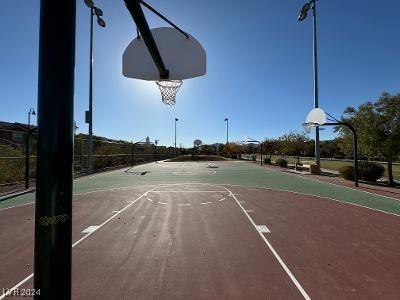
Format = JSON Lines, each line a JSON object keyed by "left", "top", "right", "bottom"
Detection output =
{"left": 34, "top": 1, "right": 76, "bottom": 299}
{"left": 87, "top": 8, "right": 94, "bottom": 174}
{"left": 224, "top": 118, "right": 229, "bottom": 144}
{"left": 324, "top": 122, "right": 359, "bottom": 187}
{"left": 312, "top": 0, "right": 321, "bottom": 171}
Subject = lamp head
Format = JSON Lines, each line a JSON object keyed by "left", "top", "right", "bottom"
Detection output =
{"left": 94, "top": 7, "right": 103, "bottom": 17}
{"left": 84, "top": 0, "right": 94, "bottom": 9}
{"left": 97, "top": 17, "right": 106, "bottom": 28}
{"left": 298, "top": 2, "right": 311, "bottom": 21}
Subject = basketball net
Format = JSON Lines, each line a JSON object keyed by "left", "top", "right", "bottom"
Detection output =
{"left": 303, "top": 122, "right": 318, "bottom": 134}
{"left": 156, "top": 80, "right": 183, "bottom": 105}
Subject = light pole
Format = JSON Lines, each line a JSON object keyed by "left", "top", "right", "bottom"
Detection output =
{"left": 224, "top": 118, "right": 229, "bottom": 144}
{"left": 84, "top": 0, "right": 105, "bottom": 173}
{"left": 175, "top": 117, "right": 179, "bottom": 156}
{"left": 25, "top": 108, "right": 36, "bottom": 190}
{"left": 154, "top": 139, "right": 159, "bottom": 161}
{"left": 28, "top": 108, "right": 36, "bottom": 127}
{"left": 298, "top": 0, "right": 321, "bottom": 171}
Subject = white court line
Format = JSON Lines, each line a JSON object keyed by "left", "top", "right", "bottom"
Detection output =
{"left": 0, "top": 184, "right": 164, "bottom": 212}
{"left": 81, "top": 226, "right": 100, "bottom": 234}
{"left": 0, "top": 202, "right": 34, "bottom": 212}
{"left": 75, "top": 184, "right": 155, "bottom": 196}
{"left": 224, "top": 186, "right": 311, "bottom": 300}
{"left": 218, "top": 198, "right": 226, "bottom": 202}
{"left": 299, "top": 175, "right": 400, "bottom": 202}
{"left": 147, "top": 190, "right": 227, "bottom": 193}
{"left": 200, "top": 201, "right": 213, "bottom": 205}
{"left": 0, "top": 188, "right": 153, "bottom": 299}
{"left": 146, "top": 198, "right": 153, "bottom": 202}
{"left": 222, "top": 183, "right": 400, "bottom": 218}
{"left": 0, "top": 274, "right": 34, "bottom": 300}
{"left": 256, "top": 225, "right": 271, "bottom": 233}
{"left": 157, "top": 201, "right": 168, "bottom": 205}
{"left": 245, "top": 209, "right": 254, "bottom": 213}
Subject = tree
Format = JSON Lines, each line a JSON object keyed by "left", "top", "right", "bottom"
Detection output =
{"left": 279, "top": 132, "right": 310, "bottom": 164}
{"left": 303, "top": 140, "right": 315, "bottom": 157}
{"left": 200, "top": 144, "right": 216, "bottom": 155}
{"left": 245, "top": 143, "right": 258, "bottom": 154}
{"left": 336, "top": 92, "right": 400, "bottom": 185}
{"left": 320, "top": 139, "right": 342, "bottom": 159}
{"left": 263, "top": 138, "right": 279, "bottom": 159}
{"left": 223, "top": 142, "right": 241, "bottom": 158}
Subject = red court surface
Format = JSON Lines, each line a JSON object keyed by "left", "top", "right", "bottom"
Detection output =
{"left": 1, "top": 183, "right": 400, "bottom": 299}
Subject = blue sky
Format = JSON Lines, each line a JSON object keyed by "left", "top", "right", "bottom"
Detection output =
{"left": 0, "top": 0, "right": 399, "bottom": 147}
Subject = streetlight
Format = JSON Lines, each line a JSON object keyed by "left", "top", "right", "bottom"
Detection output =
{"left": 25, "top": 107, "right": 36, "bottom": 191}
{"left": 224, "top": 117, "right": 229, "bottom": 144}
{"left": 25, "top": 108, "right": 36, "bottom": 190}
{"left": 28, "top": 108, "right": 36, "bottom": 127}
{"left": 175, "top": 117, "right": 179, "bottom": 156}
{"left": 298, "top": 0, "right": 321, "bottom": 172}
{"left": 84, "top": 0, "right": 106, "bottom": 174}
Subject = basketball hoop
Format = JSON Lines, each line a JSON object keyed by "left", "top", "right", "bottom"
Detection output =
{"left": 303, "top": 108, "right": 327, "bottom": 133}
{"left": 303, "top": 122, "right": 318, "bottom": 134}
{"left": 156, "top": 80, "right": 183, "bottom": 105}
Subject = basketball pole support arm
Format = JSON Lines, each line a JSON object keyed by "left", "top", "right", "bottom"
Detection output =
{"left": 246, "top": 140, "right": 263, "bottom": 167}
{"left": 323, "top": 122, "right": 359, "bottom": 187}
{"left": 123, "top": 0, "right": 189, "bottom": 79}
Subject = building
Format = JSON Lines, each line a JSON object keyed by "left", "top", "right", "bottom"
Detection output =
{"left": 0, "top": 121, "right": 36, "bottom": 146}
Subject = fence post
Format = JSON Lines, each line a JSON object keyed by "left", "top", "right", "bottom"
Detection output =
{"left": 101, "top": 141, "right": 104, "bottom": 169}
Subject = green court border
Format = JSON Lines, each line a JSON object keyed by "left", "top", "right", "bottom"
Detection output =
{"left": 1, "top": 161, "right": 399, "bottom": 216}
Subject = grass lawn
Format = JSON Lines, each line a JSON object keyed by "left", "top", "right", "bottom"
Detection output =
{"left": 268, "top": 155, "right": 400, "bottom": 181}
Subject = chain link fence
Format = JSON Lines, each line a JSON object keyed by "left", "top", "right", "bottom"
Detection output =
{"left": 0, "top": 129, "right": 176, "bottom": 195}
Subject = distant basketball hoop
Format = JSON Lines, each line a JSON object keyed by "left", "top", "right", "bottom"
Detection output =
{"left": 302, "top": 107, "right": 359, "bottom": 187}
{"left": 303, "top": 108, "right": 327, "bottom": 133}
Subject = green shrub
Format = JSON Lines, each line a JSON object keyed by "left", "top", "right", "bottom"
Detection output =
{"left": 358, "top": 161, "right": 385, "bottom": 182}
{"left": 251, "top": 154, "right": 256, "bottom": 161}
{"left": 275, "top": 158, "right": 288, "bottom": 168}
{"left": 339, "top": 165, "right": 355, "bottom": 181}
{"left": 264, "top": 157, "right": 271, "bottom": 164}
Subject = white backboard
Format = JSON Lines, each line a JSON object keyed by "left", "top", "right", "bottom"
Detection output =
{"left": 305, "top": 108, "right": 327, "bottom": 126}
{"left": 123, "top": 27, "right": 206, "bottom": 81}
